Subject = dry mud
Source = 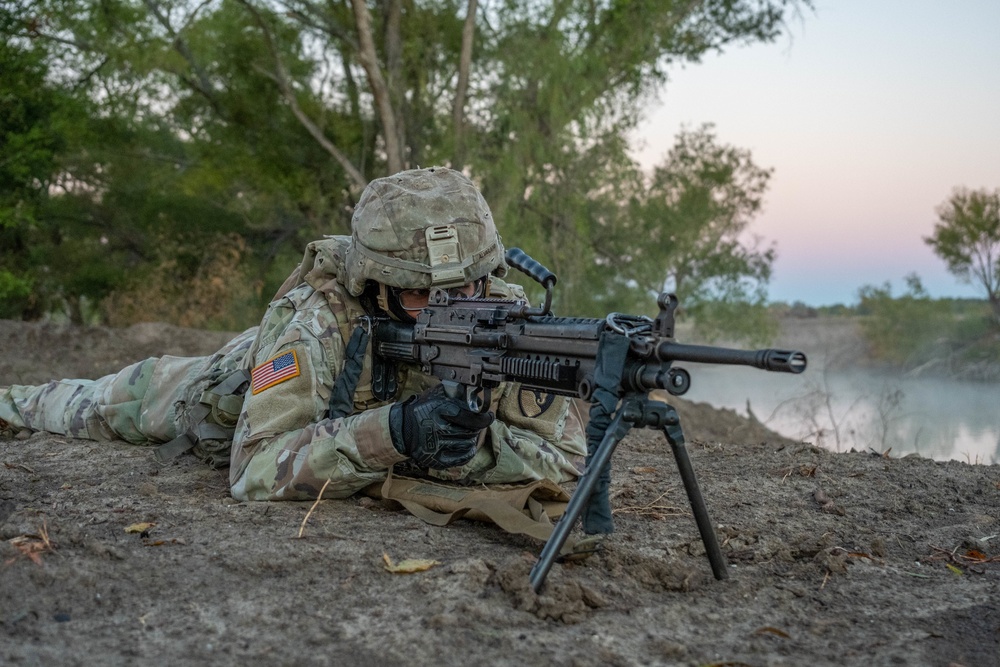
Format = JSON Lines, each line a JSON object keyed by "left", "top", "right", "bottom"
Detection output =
{"left": 1, "top": 319, "right": 998, "bottom": 666}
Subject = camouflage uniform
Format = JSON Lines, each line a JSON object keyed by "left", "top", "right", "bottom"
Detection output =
{"left": 0, "top": 331, "right": 257, "bottom": 466}
{"left": 0, "top": 168, "right": 587, "bottom": 501}
{"left": 229, "top": 264, "right": 586, "bottom": 501}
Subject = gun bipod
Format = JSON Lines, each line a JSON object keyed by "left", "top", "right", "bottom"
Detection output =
{"left": 529, "top": 395, "right": 729, "bottom": 592}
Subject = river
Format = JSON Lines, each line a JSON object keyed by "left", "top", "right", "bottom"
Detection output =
{"left": 680, "top": 364, "right": 1000, "bottom": 465}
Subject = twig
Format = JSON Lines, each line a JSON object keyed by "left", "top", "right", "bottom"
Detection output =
{"left": 612, "top": 491, "right": 684, "bottom": 518}
{"left": 297, "top": 479, "right": 332, "bottom": 539}
{"left": 927, "top": 544, "right": 1000, "bottom": 565}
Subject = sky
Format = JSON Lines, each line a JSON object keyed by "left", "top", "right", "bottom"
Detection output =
{"left": 631, "top": 0, "right": 1000, "bottom": 307}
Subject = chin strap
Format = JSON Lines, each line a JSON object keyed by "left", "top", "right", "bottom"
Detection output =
{"left": 376, "top": 283, "right": 392, "bottom": 314}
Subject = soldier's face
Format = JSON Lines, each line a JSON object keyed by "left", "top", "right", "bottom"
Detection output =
{"left": 397, "top": 282, "right": 479, "bottom": 315}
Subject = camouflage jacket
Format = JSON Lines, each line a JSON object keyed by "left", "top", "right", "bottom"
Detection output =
{"left": 228, "top": 239, "right": 587, "bottom": 501}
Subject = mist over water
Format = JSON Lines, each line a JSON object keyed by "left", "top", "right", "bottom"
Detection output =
{"left": 680, "top": 365, "right": 1000, "bottom": 465}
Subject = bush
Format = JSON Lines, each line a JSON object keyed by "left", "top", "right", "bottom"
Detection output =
{"left": 857, "top": 275, "right": 995, "bottom": 370}
{"left": 101, "top": 234, "right": 265, "bottom": 331}
{"left": 0, "top": 269, "right": 33, "bottom": 319}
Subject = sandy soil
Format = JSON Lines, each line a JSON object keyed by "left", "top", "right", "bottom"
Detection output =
{"left": 1, "top": 319, "right": 998, "bottom": 666}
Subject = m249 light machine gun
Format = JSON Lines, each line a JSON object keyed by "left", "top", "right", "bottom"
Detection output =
{"left": 371, "top": 248, "right": 807, "bottom": 591}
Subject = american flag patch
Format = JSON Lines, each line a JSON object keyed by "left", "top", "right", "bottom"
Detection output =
{"left": 251, "top": 350, "right": 301, "bottom": 395}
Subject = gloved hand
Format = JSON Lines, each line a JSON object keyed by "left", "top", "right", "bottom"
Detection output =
{"left": 388, "top": 384, "right": 494, "bottom": 469}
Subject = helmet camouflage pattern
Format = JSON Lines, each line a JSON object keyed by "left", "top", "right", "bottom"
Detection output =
{"left": 344, "top": 167, "right": 508, "bottom": 296}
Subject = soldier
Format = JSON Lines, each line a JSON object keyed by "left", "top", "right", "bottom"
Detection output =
{"left": 0, "top": 167, "right": 587, "bottom": 507}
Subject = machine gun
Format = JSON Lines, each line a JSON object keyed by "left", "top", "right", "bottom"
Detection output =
{"left": 371, "top": 248, "right": 806, "bottom": 591}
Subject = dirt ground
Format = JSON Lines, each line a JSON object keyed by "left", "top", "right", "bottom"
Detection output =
{"left": 1, "top": 319, "right": 998, "bottom": 667}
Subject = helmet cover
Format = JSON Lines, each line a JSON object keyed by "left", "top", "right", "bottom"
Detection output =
{"left": 344, "top": 167, "right": 507, "bottom": 296}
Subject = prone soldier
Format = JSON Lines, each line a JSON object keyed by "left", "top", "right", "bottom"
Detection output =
{"left": 1, "top": 168, "right": 588, "bottom": 505}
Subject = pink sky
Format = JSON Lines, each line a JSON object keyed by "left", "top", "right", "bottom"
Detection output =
{"left": 632, "top": 0, "right": 1000, "bottom": 306}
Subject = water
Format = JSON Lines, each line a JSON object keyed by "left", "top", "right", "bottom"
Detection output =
{"left": 679, "top": 364, "right": 1000, "bottom": 465}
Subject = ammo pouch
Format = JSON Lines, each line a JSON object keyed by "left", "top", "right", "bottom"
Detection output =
{"left": 154, "top": 369, "right": 251, "bottom": 468}
{"left": 371, "top": 471, "right": 571, "bottom": 544}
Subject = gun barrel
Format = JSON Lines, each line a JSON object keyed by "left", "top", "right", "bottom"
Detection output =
{"left": 654, "top": 342, "right": 807, "bottom": 374}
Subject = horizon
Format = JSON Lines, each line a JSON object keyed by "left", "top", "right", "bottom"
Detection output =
{"left": 631, "top": 0, "right": 1000, "bottom": 308}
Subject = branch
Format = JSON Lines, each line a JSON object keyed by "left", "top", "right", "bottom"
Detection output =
{"left": 350, "top": 0, "right": 403, "bottom": 174}
{"left": 142, "top": 0, "right": 221, "bottom": 112}
{"left": 72, "top": 54, "right": 111, "bottom": 93}
{"left": 280, "top": 0, "right": 357, "bottom": 45}
{"left": 237, "top": 0, "right": 367, "bottom": 190}
{"left": 19, "top": 29, "right": 93, "bottom": 52}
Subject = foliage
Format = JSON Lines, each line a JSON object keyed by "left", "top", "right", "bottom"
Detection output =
{"left": 925, "top": 187, "right": 1000, "bottom": 324}
{"left": 857, "top": 274, "right": 997, "bottom": 369}
{"left": 589, "top": 125, "right": 777, "bottom": 343}
{"left": 0, "top": 0, "right": 809, "bottom": 331}
{"left": 102, "top": 233, "right": 263, "bottom": 330}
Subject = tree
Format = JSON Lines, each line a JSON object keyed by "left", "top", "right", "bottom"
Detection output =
{"left": 0, "top": 26, "right": 114, "bottom": 321}
{"left": 925, "top": 187, "right": 1000, "bottom": 324}
{"left": 592, "top": 125, "right": 776, "bottom": 343}
{"left": 2, "top": 1, "right": 353, "bottom": 322}
{"left": 2, "top": 0, "right": 811, "bottom": 328}
{"left": 857, "top": 274, "right": 936, "bottom": 365}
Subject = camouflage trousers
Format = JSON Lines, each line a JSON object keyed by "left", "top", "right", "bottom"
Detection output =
{"left": 1, "top": 355, "right": 211, "bottom": 445}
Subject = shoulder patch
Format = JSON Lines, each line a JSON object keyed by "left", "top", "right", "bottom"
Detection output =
{"left": 251, "top": 350, "right": 301, "bottom": 394}
{"left": 518, "top": 389, "right": 556, "bottom": 418}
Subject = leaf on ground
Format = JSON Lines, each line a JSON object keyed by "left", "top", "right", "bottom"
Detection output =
{"left": 382, "top": 552, "right": 440, "bottom": 574}
{"left": 7, "top": 523, "right": 55, "bottom": 566}
{"left": 631, "top": 466, "right": 657, "bottom": 474}
{"left": 124, "top": 522, "right": 156, "bottom": 534}
{"left": 945, "top": 563, "right": 964, "bottom": 575}
{"left": 8, "top": 536, "right": 50, "bottom": 566}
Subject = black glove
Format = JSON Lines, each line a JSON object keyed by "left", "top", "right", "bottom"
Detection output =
{"left": 388, "top": 384, "right": 494, "bottom": 469}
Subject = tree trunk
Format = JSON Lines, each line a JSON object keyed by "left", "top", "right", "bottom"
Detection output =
{"left": 452, "top": 0, "right": 478, "bottom": 168}
{"left": 989, "top": 293, "right": 1000, "bottom": 326}
{"left": 384, "top": 0, "right": 406, "bottom": 168}
{"left": 352, "top": 0, "right": 404, "bottom": 175}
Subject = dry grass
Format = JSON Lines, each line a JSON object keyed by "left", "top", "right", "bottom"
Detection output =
{"left": 5, "top": 520, "right": 56, "bottom": 566}
{"left": 102, "top": 233, "right": 263, "bottom": 330}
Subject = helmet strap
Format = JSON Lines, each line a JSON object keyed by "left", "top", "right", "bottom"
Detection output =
{"left": 377, "top": 282, "right": 417, "bottom": 323}
{"left": 377, "top": 283, "right": 392, "bottom": 313}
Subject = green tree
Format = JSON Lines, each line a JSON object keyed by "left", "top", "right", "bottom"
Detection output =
{"left": 592, "top": 125, "right": 776, "bottom": 343}
{"left": 857, "top": 275, "right": 939, "bottom": 365}
{"left": 857, "top": 274, "right": 997, "bottom": 372}
{"left": 925, "top": 187, "right": 1000, "bottom": 325}
{"left": 0, "top": 23, "right": 113, "bottom": 321}
{"left": 3, "top": 0, "right": 811, "bottom": 329}
{"left": 3, "top": 1, "right": 350, "bottom": 322}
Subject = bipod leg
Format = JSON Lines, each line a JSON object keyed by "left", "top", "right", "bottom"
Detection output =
{"left": 664, "top": 427, "right": 729, "bottom": 581}
{"left": 529, "top": 410, "right": 631, "bottom": 592}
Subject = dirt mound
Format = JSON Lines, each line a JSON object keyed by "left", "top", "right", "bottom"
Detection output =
{"left": 2, "top": 320, "right": 998, "bottom": 666}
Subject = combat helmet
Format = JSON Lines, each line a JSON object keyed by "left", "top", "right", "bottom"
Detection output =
{"left": 344, "top": 167, "right": 507, "bottom": 296}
